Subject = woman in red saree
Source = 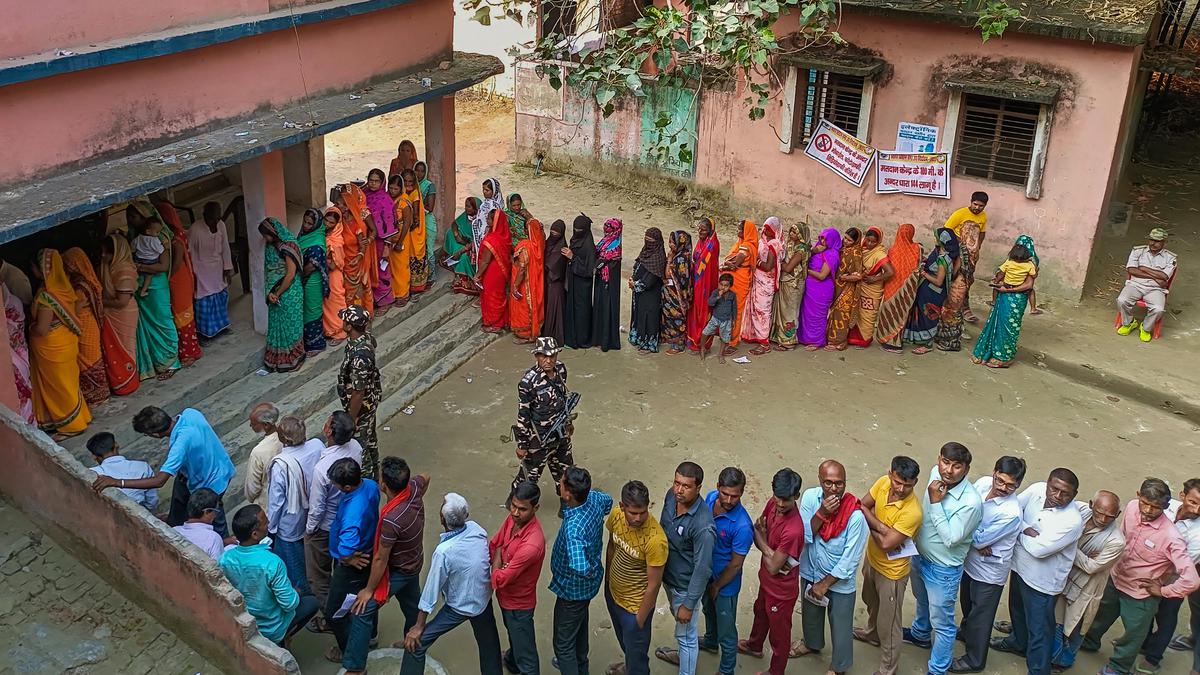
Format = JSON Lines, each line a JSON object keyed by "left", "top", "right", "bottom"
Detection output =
{"left": 335, "top": 184, "right": 376, "bottom": 315}
{"left": 476, "top": 209, "right": 512, "bottom": 332}
{"left": 719, "top": 219, "right": 758, "bottom": 355}
{"left": 99, "top": 234, "right": 140, "bottom": 396}
{"left": 687, "top": 217, "right": 720, "bottom": 352}
{"left": 508, "top": 218, "right": 545, "bottom": 342}
{"left": 157, "top": 201, "right": 202, "bottom": 365}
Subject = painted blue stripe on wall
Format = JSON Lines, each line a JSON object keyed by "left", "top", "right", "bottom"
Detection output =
{"left": 0, "top": 0, "right": 414, "bottom": 87}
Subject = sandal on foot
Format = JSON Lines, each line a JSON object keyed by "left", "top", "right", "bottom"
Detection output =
{"left": 788, "top": 640, "right": 819, "bottom": 658}
{"left": 653, "top": 647, "right": 680, "bottom": 666}
{"left": 736, "top": 640, "right": 763, "bottom": 659}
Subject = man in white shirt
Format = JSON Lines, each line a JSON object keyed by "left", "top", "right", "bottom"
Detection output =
{"left": 173, "top": 487, "right": 228, "bottom": 560}
{"left": 188, "top": 201, "right": 234, "bottom": 339}
{"left": 243, "top": 403, "right": 283, "bottom": 510}
{"left": 86, "top": 432, "right": 158, "bottom": 510}
{"left": 1137, "top": 477, "right": 1200, "bottom": 674}
{"left": 992, "top": 468, "right": 1084, "bottom": 675}
{"left": 1116, "top": 227, "right": 1177, "bottom": 342}
{"left": 266, "top": 416, "right": 324, "bottom": 595}
{"left": 305, "top": 411, "right": 363, "bottom": 619}
{"left": 1050, "top": 490, "right": 1124, "bottom": 672}
{"left": 952, "top": 456, "right": 1026, "bottom": 673}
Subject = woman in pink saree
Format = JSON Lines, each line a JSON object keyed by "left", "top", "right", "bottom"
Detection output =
{"left": 4, "top": 283, "right": 35, "bottom": 423}
{"left": 743, "top": 216, "right": 784, "bottom": 354}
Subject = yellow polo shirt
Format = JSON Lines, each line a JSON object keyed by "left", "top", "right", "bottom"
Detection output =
{"left": 864, "top": 475, "right": 924, "bottom": 580}
{"left": 944, "top": 206, "right": 987, "bottom": 236}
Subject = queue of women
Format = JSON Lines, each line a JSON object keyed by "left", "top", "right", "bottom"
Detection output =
{"left": 456, "top": 182, "right": 1041, "bottom": 370}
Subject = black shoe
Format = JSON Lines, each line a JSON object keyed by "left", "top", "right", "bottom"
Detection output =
{"left": 949, "top": 657, "right": 983, "bottom": 673}
{"left": 902, "top": 627, "right": 932, "bottom": 649}
{"left": 988, "top": 637, "right": 1024, "bottom": 656}
{"left": 503, "top": 649, "right": 520, "bottom": 674}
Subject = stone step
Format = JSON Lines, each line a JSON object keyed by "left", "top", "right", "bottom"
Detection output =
{"left": 109, "top": 284, "right": 462, "bottom": 468}
{"left": 221, "top": 306, "right": 498, "bottom": 507}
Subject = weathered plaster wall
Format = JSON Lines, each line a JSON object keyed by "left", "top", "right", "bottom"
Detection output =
{"left": 515, "top": 11, "right": 1141, "bottom": 298}
{"left": 0, "top": 0, "right": 264, "bottom": 60}
{"left": 0, "top": 0, "right": 452, "bottom": 185}
{"left": 0, "top": 408, "right": 298, "bottom": 675}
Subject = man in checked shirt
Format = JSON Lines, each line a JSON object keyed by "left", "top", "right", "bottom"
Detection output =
{"left": 548, "top": 467, "right": 613, "bottom": 675}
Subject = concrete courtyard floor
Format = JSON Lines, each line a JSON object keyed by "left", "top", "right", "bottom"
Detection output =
{"left": 281, "top": 100, "right": 1200, "bottom": 674}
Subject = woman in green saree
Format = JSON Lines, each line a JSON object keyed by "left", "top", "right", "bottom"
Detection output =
{"left": 259, "top": 218, "right": 306, "bottom": 372}
{"left": 126, "top": 197, "right": 181, "bottom": 381}
{"left": 443, "top": 197, "right": 481, "bottom": 295}
{"left": 299, "top": 208, "right": 329, "bottom": 356}
{"left": 415, "top": 160, "right": 439, "bottom": 276}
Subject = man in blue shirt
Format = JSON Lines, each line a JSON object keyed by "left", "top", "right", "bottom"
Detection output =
{"left": 400, "top": 492, "right": 501, "bottom": 675}
{"left": 903, "top": 442, "right": 984, "bottom": 675}
{"left": 325, "top": 457, "right": 380, "bottom": 675}
{"left": 549, "top": 466, "right": 613, "bottom": 675}
{"left": 92, "top": 406, "right": 236, "bottom": 537}
{"left": 700, "top": 467, "right": 753, "bottom": 675}
{"left": 220, "top": 504, "right": 320, "bottom": 646}
{"left": 794, "top": 459, "right": 868, "bottom": 675}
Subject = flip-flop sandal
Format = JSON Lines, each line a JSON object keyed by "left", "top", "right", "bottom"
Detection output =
{"left": 654, "top": 647, "right": 680, "bottom": 665}
{"left": 749, "top": 346, "right": 771, "bottom": 355}
{"left": 852, "top": 628, "right": 880, "bottom": 647}
{"left": 985, "top": 360, "right": 1010, "bottom": 369}
{"left": 736, "top": 640, "right": 763, "bottom": 658}
{"left": 772, "top": 344, "right": 791, "bottom": 352}
{"left": 911, "top": 347, "right": 931, "bottom": 355}
{"left": 788, "top": 641, "right": 819, "bottom": 658}
{"left": 324, "top": 646, "right": 343, "bottom": 663}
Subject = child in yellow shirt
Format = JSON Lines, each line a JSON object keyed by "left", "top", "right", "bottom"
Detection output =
{"left": 990, "top": 243, "right": 1037, "bottom": 303}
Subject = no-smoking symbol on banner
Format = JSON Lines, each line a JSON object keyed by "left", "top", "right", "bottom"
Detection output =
{"left": 813, "top": 134, "right": 833, "bottom": 152}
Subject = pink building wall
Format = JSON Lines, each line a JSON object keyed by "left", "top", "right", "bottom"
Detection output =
{"left": 0, "top": 0, "right": 452, "bottom": 185}
{"left": 0, "top": 0, "right": 264, "bottom": 60}
{"left": 517, "top": 12, "right": 1141, "bottom": 297}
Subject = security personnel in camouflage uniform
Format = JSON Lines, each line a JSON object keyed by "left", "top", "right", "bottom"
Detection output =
{"left": 511, "top": 337, "right": 576, "bottom": 502}
{"left": 337, "top": 305, "right": 381, "bottom": 478}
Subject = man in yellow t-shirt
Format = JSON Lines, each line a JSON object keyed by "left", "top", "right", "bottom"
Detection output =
{"left": 944, "top": 191, "right": 989, "bottom": 322}
{"left": 854, "top": 456, "right": 924, "bottom": 675}
{"left": 605, "top": 480, "right": 668, "bottom": 675}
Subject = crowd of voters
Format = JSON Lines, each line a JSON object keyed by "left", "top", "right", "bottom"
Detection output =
{"left": 85, "top": 331, "right": 1200, "bottom": 675}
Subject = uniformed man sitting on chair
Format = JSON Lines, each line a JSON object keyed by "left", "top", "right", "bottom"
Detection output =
{"left": 1117, "top": 228, "right": 1177, "bottom": 342}
{"left": 511, "top": 337, "right": 577, "bottom": 512}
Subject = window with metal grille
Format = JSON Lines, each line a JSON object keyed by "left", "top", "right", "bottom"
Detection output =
{"left": 799, "top": 70, "right": 864, "bottom": 143}
{"left": 954, "top": 94, "right": 1041, "bottom": 185}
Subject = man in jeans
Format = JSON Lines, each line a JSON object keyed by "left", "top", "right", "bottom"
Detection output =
{"left": 1082, "top": 478, "right": 1199, "bottom": 675}
{"left": 606, "top": 480, "right": 668, "bottom": 675}
{"left": 991, "top": 469, "right": 1084, "bottom": 675}
{"left": 653, "top": 462, "right": 716, "bottom": 675}
{"left": 324, "top": 458, "right": 380, "bottom": 675}
{"left": 490, "top": 481, "right": 546, "bottom": 674}
{"left": 903, "top": 442, "right": 983, "bottom": 675}
{"left": 855, "top": 455, "right": 924, "bottom": 675}
{"left": 354, "top": 457, "right": 429, "bottom": 636}
{"left": 699, "top": 467, "right": 753, "bottom": 675}
{"left": 400, "top": 493, "right": 502, "bottom": 675}
{"left": 548, "top": 467, "right": 613, "bottom": 675}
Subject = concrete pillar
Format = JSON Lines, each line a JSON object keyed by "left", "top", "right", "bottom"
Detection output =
{"left": 424, "top": 96, "right": 456, "bottom": 248}
{"left": 0, "top": 305, "right": 18, "bottom": 417}
{"left": 241, "top": 151, "right": 287, "bottom": 335}
{"left": 283, "top": 137, "right": 327, "bottom": 209}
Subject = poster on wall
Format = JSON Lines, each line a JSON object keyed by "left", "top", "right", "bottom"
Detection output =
{"left": 896, "top": 122, "right": 939, "bottom": 153}
{"left": 803, "top": 119, "right": 877, "bottom": 188}
{"left": 875, "top": 151, "right": 952, "bottom": 199}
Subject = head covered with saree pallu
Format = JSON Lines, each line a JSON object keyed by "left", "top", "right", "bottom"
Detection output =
{"left": 36, "top": 249, "right": 81, "bottom": 335}
{"left": 597, "top": 218, "right": 623, "bottom": 282}
{"left": 730, "top": 219, "right": 760, "bottom": 266}
{"left": 62, "top": 248, "right": 110, "bottom": 407}
{"left": 472, "top": 177, "right": 505, "bottom": 254}
{"left": 156, "top": 200, "right": 205, "bottom": 364}
{"left": 31, "top": 248, "right": 92, "bottom": 434}
{"left": 300, "top": 208, "right": 331, "bottom": 299}
{"left": 479, "top": 208, "right": 514, "bottom": 330}
{"left": 1015, "top": 233, "right": 1039, "bottom": 267}
{"left": 509, "top": 215, "right": 545, "bottom": 340}
{"left": 660, "top": 230, "right": 694, "bottom": 351}
{"left": 873, "top": 223, "right": 923, "bottom": 346}
{"left": 337, "top": 183, "right": 377, "bottom": 309}
{"left": 506, "top": 193, "right": 530, "bottom": 245}
{"left": 759, "top": 217, "right": 785, "bottom": 291}
{"left": 62, "top": 248, "right": 103, "bottom": 324}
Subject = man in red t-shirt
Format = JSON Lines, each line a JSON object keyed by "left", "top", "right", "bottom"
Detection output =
{"left": 353, "top": 456, "right": 429, "bottom": 634}
{"left": 490, "top": 481, "right": 547, "bottom": 674}
{"left": 739, "top": 468, "right": 805, "bottom": 675}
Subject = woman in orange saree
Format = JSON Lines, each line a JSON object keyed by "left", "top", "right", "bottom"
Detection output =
{"left": 476, "top": 209, "right": 513, "bottom": 332}
{"left": 157, "top": 201, "right": 202, "bottom": 365}
{"left": 30, "top": 249, "right": 92, "bottom": 438}
{"left": 719, "top": 219, "right": 758, "bottom": 355}
{"left": 62, "top": 248, "right": 109, "bottom": 408}
{"left": 99, "top": 234, "right": 140, "bottom": 396}
{"left": 875, "top": 224, "right": 924, "bottom": 353}
{"left": 509, "top": 217, "right": 545, "bottom": 342}
{"left": 323, "top": 206, "right": 349, "bottom": 343}
{"left": 334, "top": 183, "right": 376, "bottom": 315}
{"left": 825, "top": 228, "right": 864, "bottom": 350}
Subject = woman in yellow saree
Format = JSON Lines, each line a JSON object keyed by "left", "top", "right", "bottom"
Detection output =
{"left": 62, "top": 248, "right": 110, "bottom": 408}
{"left": 30, "top": 249, "right": 92, "bottom": 438}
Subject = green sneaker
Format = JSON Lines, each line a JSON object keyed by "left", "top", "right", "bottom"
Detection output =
{"left": 1117, "top": 319, "right": 1139, "bottom": 336}
{"left": 1140, "top": 327, "right": 1153, "bottom": 342}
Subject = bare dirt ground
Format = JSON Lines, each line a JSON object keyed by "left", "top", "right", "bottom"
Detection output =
{"left": 293, "top": 96, "right": 1200, "bottom": 675}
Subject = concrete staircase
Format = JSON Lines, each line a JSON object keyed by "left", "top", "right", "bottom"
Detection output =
{"left": 61, "top": 282, "right": 496, "bottom": 502}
